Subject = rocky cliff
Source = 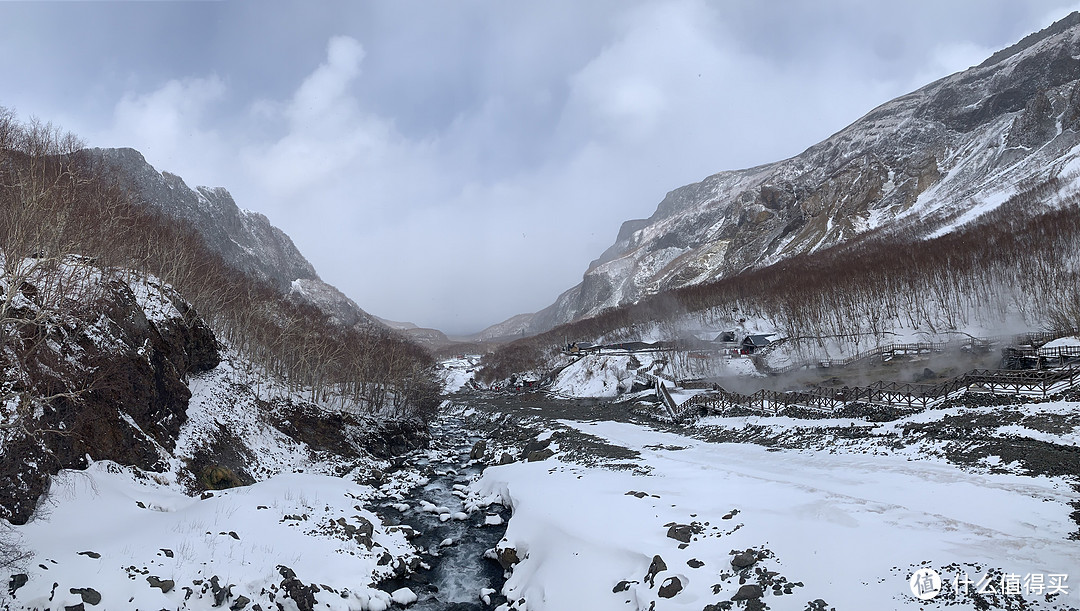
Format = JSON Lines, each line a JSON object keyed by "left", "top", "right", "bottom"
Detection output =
{"left": 93, "top": 148, "right": 384, "bottom": 331}
{"left": 528, "top": 12, "right": 1080, "bottom": 332}
{"left": 0, "top": 263, "right": 220, "bottom": 524}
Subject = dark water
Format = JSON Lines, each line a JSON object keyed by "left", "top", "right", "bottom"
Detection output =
{"left": 379, "top": 416, "right": 509, "bottom": 610}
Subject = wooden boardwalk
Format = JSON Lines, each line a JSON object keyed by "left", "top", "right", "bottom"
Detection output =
{"left": 757, "top": 331, "right": 1072, "bottom": 375}
{"left": 676, "top": 364, "right": 1080, "bottom": 420}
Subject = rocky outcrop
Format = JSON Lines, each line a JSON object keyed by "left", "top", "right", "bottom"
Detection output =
{"left": 0, "top": 270, "right": 219, "bottom": 524}
{"left": 527, "top": 12, "right": 1080, "bottom": 332}
{"left": 92, "top": 148, "right": 384, "bottom": 331}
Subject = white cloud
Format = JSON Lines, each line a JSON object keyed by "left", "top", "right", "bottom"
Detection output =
{"left": 71, "top": 2, "right": 1080, "bottom": 334}
{"left": 103, "top": 76, "right": 228, "bottom": 182}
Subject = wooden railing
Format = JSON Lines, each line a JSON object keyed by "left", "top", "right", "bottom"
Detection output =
{"left": 676, "top": 364, "right": 1080, "bottom": 420}
{"left": 758, "top": 331, "right": 1073, "bottom": 376}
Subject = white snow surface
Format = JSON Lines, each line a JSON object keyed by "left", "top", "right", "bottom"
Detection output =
{"left": 7, "top": 463, "right": 411, "bottom": 610}
{"left": 473, "top": 415, "right": 1080, "bottom": 610}
{"left": 1043, "top": 336, "right": 1080, "bottom": 349}
{"left": 551, "top": 354, "right": 638, "bottom": 397}
{"left": 439, "top": 356, "right": 480, "bottom": 393}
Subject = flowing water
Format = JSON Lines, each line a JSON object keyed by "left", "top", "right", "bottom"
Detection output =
{"left": 379, "top": 415, "right": 509, "bottom": 610}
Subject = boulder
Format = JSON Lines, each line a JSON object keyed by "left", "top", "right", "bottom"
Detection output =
{"left": 496, "top": 545, "right": 520, "bottom": 570}
{"left": 146, "top": 576, "right": 174, "bottom": 594}
{"left": 658, "top": 576, "right": 683, "bottom": 598}
{"left": 731, "top": 551, "right": 757, "bottom": 569}
{"left": 391, "top": 587, "right": 418, "bottom": 606}
{"left": 69, "top": 588, "right": 101, "bottom": 606}
{"left": 523, "top": 436, "right": 552, "bottom": 455}
{"left": 469, "top": 439, "right": 487, "bottom": 460}
{"left": 644, "top": 555, "right": 667, "bottom": 587}
{"left": 277, "top": 565, "right": 318, "bottom": 611}
{"left": 8, "top": 574, "right": 28, "bottom": 597}
{"left": 731, "top": 584, "right": 763, "bottom": 601}
{"left": 526, "top": 448, "right": 555, "bottom": 462}
{"left": 666, "top": 524, "right": 694, "bottom": 543}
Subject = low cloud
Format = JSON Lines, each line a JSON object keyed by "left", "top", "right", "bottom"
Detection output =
{"left": 64, "top": 1, "right": 1080, "bottom": 334}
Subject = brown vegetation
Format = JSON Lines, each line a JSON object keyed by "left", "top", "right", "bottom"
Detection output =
{"left": 0, "top": 108, "right": 439, "bottom": 425}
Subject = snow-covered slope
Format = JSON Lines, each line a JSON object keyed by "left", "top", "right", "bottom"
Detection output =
{"left": 529, "top": 12, "right": 1080, "bottom": 332}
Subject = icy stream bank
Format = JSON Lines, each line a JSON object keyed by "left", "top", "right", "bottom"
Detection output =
{"left": 377, "top": 415, "right": 510, "bottom": 610}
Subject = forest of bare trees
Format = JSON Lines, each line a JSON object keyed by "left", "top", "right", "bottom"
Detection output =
{"left": 479, "top": 174, "right": 1080, "bottom": 381}
{"left": 0, "top": 108, "right": 439, "bottom": 423}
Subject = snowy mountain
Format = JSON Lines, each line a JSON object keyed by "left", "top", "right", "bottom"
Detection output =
{"left": 528, "top": 12, "right": 1080, "bottom": 332}
{"left": 94, "top": 148, "right": 385, "bottom": 330}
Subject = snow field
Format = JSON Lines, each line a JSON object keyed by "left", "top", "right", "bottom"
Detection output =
{"left": 473, "top": 418, "right": 1080, "bottom": 610}
{"left": 7, "top": 463, "right": 414, "bottom": 610}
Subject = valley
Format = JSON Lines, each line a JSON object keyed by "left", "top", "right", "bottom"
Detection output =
{"left": 5, "top": 5, "right": 1080, "bottom": 611}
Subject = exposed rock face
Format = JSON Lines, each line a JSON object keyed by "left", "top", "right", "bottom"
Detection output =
{"left": 91, "top": 148, "right": 383, "bottom": 331}
{"left": 0, "top": 271, "right": 219, "bottom": 524}
{"left": 527, "top": 12, "right": 1080, "bottom": 332}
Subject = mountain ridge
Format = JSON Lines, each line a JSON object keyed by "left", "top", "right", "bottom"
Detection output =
{"left": 519, "top": 11, "right": 1080, "bottom": 335}
{"left": 94, "top": 147, "right": 386, "bottom": 331}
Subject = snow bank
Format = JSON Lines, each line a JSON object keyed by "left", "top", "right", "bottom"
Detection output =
{"left": 1043, "top": 336, "right": 1080, "bottom": 349}
{"left": 552, "top": 354, "right": 636, "bottom": 397}
{"left": 475, "top": 420, "right": 1080, "bottom": 610}
{"left": 5, "top": 462, "right": 412, "bottom": 610}
{"left": 439, "top": 356, "right": 479, "bottom": 393}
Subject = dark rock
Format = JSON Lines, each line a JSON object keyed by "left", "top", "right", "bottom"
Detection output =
{"left": 731, "top": 551, "right": 757, "bottom": 569}
{"left": 612, "top": 580, "right": 636, "bottom": 593}
{"left": 209, "top": 575, "right": 232, "bottom": 607}
{"left": 469, "top": 439, "right": 487, "bottom": 460}
{"left": 666, "top": 524, "right": 694, "bottom": 543}
{"left": 644, "top": 555, "right": 667, "bottom": 587}
{"left": 523, "top": 436, "right": 552, "bottom": 456}
{"left": 658, "top": 576, "right": 683, "bottom": 598}
{"left": 0, "top": 275, "right": 219, "bottom": 524}
{"left": 63, "top": 604, "right": 84, "bottom": 611}
{"left": 230, "top": 594, "right": 251, "bottom": 610}
{"left": 270, "top": 408, "right": 429, "bottom": 461}
{"left": 76, "top": 551, "right": 100, "bottom": 559}
{"left": 69, "top": 587, "right": 101, "bottom": 605}
{"left": 687, "top": 558, "right": 705, "bottom": 568}
{"left": 731, "top": 584, "right": 763, "bottom": 601}
{"left": 160, "top": 548, "right": 174, "bottom": 558}
{"left": 277, "top": 566, "right": 317, "bottom": 611}
{"left": 498, "top": 452, "right": 514, "bottom": 465}
{"left": 526, "top": 448, "right": 555, "bottom": 462}
{"left": 8, "top": 573, "right": 28, "bottom": 596}
{"left": 386, "top": 524, "right": 418, "bottom": 541}
{"left": 496, "top": 545, "right": 520, "bottom": 570}
{"left": 352, "top": 516, "right": 375, "bottom": 548}
{"left": 147, "top": 576, "right": 174, "bottom": 594}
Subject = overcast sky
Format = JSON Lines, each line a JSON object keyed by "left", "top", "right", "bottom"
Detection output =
{"left": 2, "top": 1, "right": 1079, "bottom": 334}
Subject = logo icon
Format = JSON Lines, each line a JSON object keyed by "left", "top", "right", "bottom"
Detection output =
{"left": 910, "top": 568, "right": 942, "bottom": 600}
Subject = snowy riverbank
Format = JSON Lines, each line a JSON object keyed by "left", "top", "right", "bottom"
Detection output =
{"left": 464, "top": 396, "right": 1080, "bottom": 610}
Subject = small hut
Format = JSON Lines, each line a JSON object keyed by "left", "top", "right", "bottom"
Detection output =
{"left": 740, "top": 334, "right": 773, "bottom": 354}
